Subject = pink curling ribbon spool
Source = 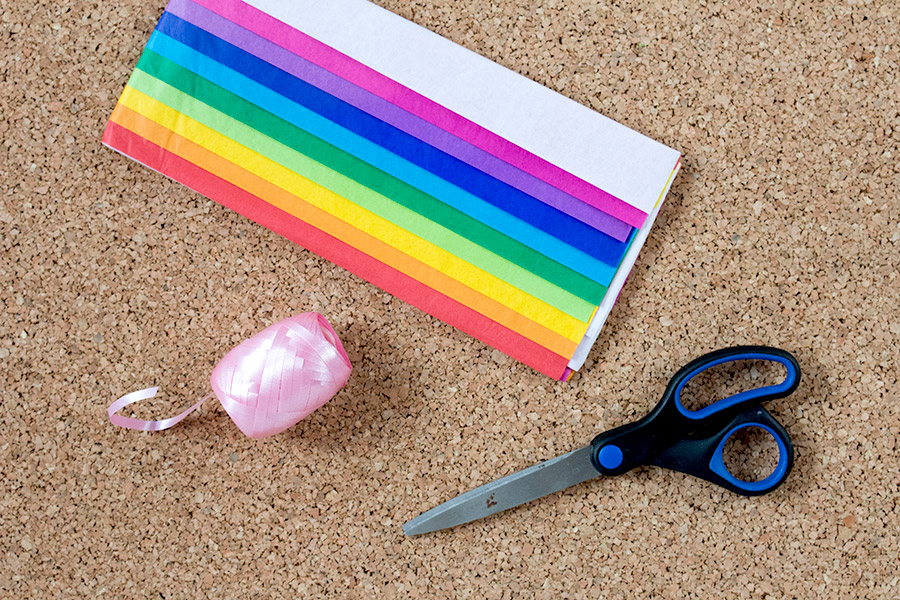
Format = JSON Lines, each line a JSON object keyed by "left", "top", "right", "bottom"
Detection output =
{"left": 108, "top": 313, "right": 353, "bottom": 438}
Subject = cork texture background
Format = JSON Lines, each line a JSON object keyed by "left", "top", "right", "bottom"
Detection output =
{"left": 2, "top": 1, "right": 898, "bottom": 598}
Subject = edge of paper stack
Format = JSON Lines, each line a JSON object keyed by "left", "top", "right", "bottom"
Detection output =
{"left": 103, "top": 0, "right": 681, "bottom": 380}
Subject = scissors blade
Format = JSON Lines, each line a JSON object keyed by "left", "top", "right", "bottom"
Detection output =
{"left": 403, "top": 445, "right": 600, "bottom": 536}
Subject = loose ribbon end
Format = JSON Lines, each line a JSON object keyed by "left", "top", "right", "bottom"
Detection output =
{"left": 108, "top": 387, "right": 212, "bottom": 432}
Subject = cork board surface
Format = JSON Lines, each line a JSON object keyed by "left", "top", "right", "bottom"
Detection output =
{"left": 1, "top": 1, "right": 899, "bottom": 598}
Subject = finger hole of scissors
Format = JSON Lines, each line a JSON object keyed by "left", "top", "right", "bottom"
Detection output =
{"left": 722, "top": 425, "right": 781, "bottom": 482}
{"left": 675, "top": 353, "right": 797, "bottom": 420}
{"left": 709, "top": 423, "right": 790, "bottom": 493}
{"left": 678, "top": 359, "right": 787, "bottom": 414}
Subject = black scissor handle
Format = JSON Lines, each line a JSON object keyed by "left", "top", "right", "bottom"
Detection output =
{"left": 650, "top": 404, "right": 794, "bottom": 495}
{"left": 664, "top": 346, "right": 800, "bottom": 421}
{"left": 590, "top": 346, "right": 800, "bottom": 495}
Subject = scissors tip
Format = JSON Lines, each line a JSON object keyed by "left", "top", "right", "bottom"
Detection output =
{"left": 403, "top": 511, "right": 444, "bottom": 536}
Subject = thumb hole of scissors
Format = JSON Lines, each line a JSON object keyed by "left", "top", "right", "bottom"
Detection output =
{"left": 679, "top": 359, "right": 787, "bottom": 413}
{"left": 722, "top": 426, "right": 781, "bottom": 483}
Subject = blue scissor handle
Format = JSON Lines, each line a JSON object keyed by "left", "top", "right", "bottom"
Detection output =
{"left": 590, "top": 346, "right": 800, "bottom": 496}
{"left": 708, "top": 418, "right": 791, "bottom": 494}
{"left": 652, "top": 404, "right": 794, "bottom": 495}
{"left": 671, "top": 348, "right": 800, "bottom": 420}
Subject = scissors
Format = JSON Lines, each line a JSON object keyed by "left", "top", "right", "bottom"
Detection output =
{"left": 403, "top": 346, "right": 800, "bottom": 536}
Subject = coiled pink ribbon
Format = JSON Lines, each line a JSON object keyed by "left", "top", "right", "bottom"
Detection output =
{"left": 108, "top": 313, "right": 353, "bottom": 438}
